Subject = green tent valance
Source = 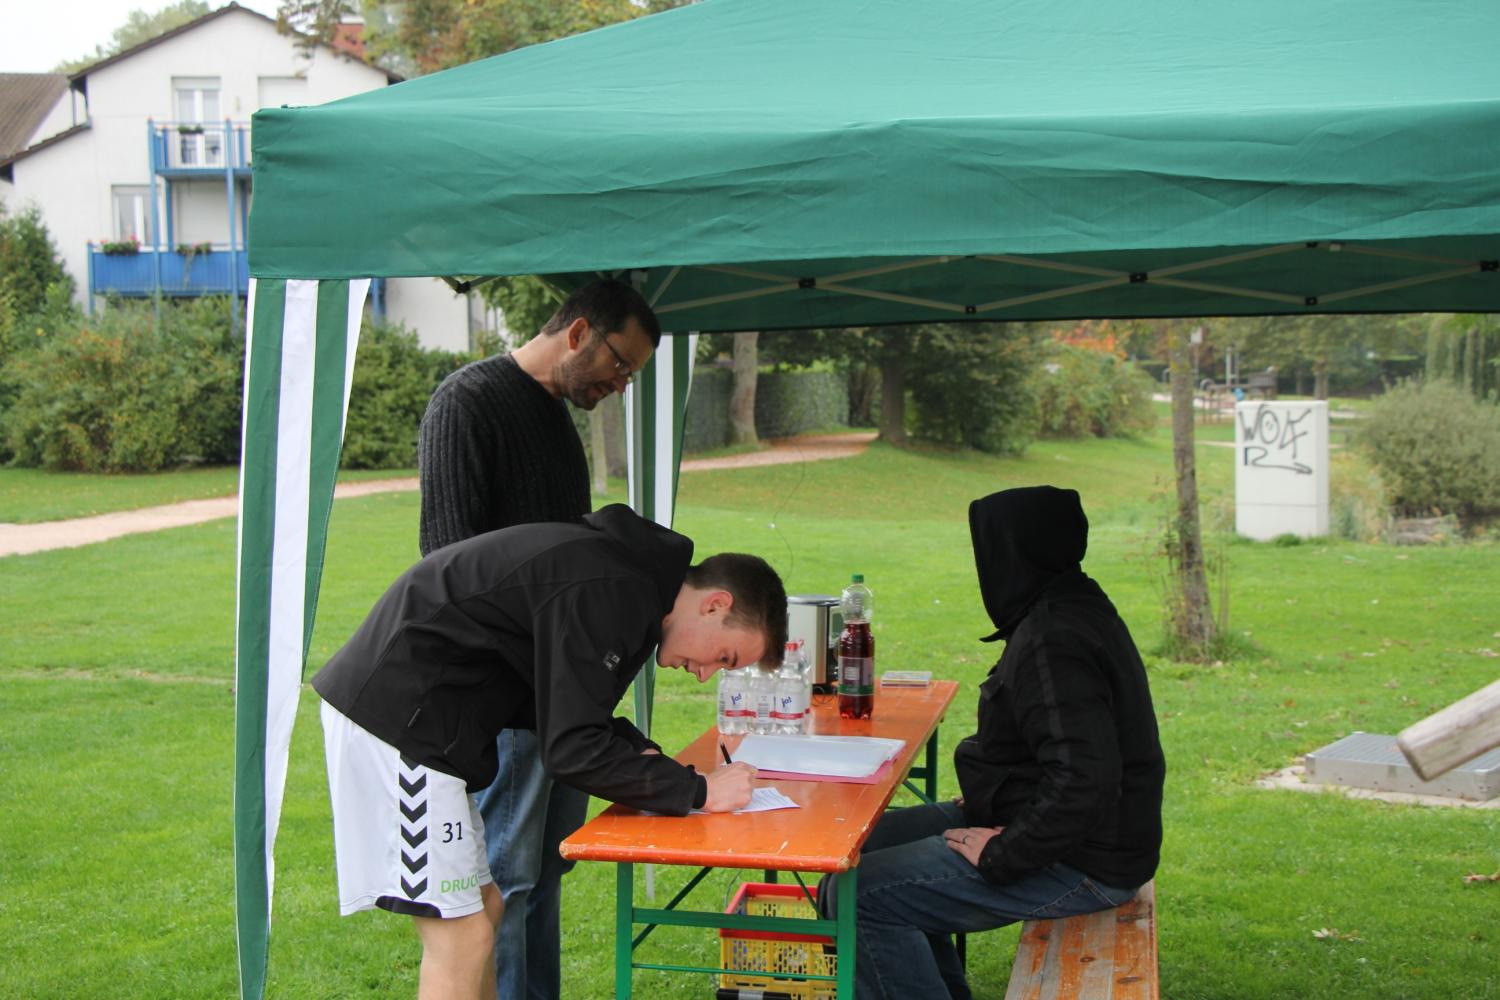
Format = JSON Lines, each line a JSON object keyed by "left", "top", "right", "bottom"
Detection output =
{"left": 249, "top": 0, "right": 1500, "bottom": 326}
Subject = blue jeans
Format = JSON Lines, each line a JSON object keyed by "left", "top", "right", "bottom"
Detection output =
{"left": 478, "top": 728, "right": 589, "bottom": 1000}
{"left": 819, "top": 801, "right": 1139, "bottom": 1000}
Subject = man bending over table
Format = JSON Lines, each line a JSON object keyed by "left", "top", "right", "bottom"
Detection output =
{"left": 819, "top": 486, "right": 1165, "bottom": 1000}
{"left": 313, "top": 504, "right": 786, "bottom": 999}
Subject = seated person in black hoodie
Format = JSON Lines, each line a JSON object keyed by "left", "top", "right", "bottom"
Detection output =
{"left": 312, "top": 504, "right": 785, "bottom": 1000}
{"left": 819, "top": 486, "right": 1165, "bottom": 1000}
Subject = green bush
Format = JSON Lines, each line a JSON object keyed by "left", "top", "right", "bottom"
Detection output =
{"left": 1358, "top": 379, "right": 1500, "bottom": 527}
{"left": 341, "top": 321, "right": 468, "bottom": 469}
{"left": 683, "top": 367, "right": 732, "bottom": 452}
{"left": 908, "top": 324, "right": 1043, "bottom": 455}
{"left": 1, "top": 298, "right": 242, "bottom": 472}
{"left": 1033, "top": 343, "right": 1157, "bottom": 438}
{"left": 1, "top": 304, "right": 481, "bottom": 473}
{"left": 682, "top": 366, "right": 849, "bottom": 452}
{"left": 0, "top": 202, "right": 74, "bottom": 337}
{"left": 754, "top": 368, "right": 848, "bottom": 438}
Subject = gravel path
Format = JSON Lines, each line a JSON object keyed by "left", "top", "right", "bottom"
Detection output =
{"left": 0, "top": 431, "right": 876, "bottom": 557}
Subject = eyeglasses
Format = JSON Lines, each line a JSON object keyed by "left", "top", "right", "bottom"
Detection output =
{"left": 594, "top": 329, "right": 639, "bottom": 384}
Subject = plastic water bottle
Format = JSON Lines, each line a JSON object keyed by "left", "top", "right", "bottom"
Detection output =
{"left": 718, "top": 666, "right": 748, "bottom": 735}
{"left": 750, "top": 667, "right": 777, "bottom": 734}
{"left": 772, "top": 640, "right": 811, "bottom": 734}
{"left": 838, "top": 574, "right": 875, "bottom": 720}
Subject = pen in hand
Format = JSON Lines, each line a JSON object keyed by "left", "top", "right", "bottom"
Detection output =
{"left": 720, "top": 743, "right": 733, "bottom": 766}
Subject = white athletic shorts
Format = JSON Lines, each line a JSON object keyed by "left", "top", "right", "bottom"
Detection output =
{"left": 320, "top": 700, "right": 492, "bottom": 919}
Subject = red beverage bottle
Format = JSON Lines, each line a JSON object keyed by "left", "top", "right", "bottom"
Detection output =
{"left": 837, "top": 619, "right": 875, "bottom": 719}
{"left": 837, "top": 573, "right": 875, "bottom": 719}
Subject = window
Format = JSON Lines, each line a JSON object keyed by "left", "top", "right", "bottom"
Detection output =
{"left": 173, "top": 77, "right": 223, "bottom": 167}
{"left": 112, "top": 186, "right": 153, "bottom": 244}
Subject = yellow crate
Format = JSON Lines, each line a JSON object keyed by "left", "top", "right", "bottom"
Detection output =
{"left": 719, "top": 883, "right": 838, "bottom": 999}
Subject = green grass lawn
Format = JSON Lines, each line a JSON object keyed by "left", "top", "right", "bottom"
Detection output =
{"left": 0, "top": 466, "right": 416, "bottom": 524}
{"left": 2, "top": 425, "right": 1497, "bottom": 999}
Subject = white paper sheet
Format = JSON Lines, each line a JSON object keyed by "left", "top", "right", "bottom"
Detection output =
{"left": 732, "top": 734, "right": 906, "bottom": 778}
{"left": 686, "top": 786, "right": 800, "bottom": 816}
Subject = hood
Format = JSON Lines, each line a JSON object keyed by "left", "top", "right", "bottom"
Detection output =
{"left": 969, "top": 486, "right": 1088, "bottom": 642}
{"left": 585, "top": 503, "right": 694, "bottom": 612}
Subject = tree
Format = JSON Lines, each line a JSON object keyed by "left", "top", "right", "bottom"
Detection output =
{"left": 1164, "top": 320, "right": 1215, "bottom": 660}
{"left": 1428, "top": 314, "right": 1499, "bottom": 401}
{"left": 275, "top": 0, "right": 359, "bottom": 54}
{"left": 277, "top": 0, "right": 693, "bottom": 74}
{"left": 906, "top": 324, "right": 1042, "bottom": 454}
{"left": 1220, "top": 314, "right": 1424, "bottom": 399}
{"left": 57, "top": 1, "right": 212, "bottom": 72}
{"left": 0, "top": 201, "right": 77, "bottom": 389}
{"left": 759, "top": 325, "right": 914, "bottom": 444}
{"left": 0, "top": 202, "right": 73, "bottom": 321}
{"left": 728, "top": 331, "right": 759, "bottom": 446}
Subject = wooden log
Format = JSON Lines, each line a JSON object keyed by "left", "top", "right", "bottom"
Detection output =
{"left": 1396, "top": 677, "right": 1500, "bottom": 781}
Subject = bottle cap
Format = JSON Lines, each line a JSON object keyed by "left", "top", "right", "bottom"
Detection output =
{"left": 851, "top": 573, "right": 864, "bottom": 583}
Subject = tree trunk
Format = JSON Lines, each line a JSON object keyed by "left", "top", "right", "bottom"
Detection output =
{"left": 1313, "top": 356, "right": 1330, "bottom": 401}
{"left": 589, "top": 408, "right": 608, "bottom": 496}
{"left": 729, "top": 331, "right": 759, "bottom": 446}
{"left": 879, "top": 358, "right": 907, "bottom": 445}
{"left": 1168, "top": 323, "right": 1216, "bottom": 660}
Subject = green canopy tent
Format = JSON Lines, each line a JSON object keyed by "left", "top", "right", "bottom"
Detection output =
{"left": 234, "top": 0, "right": 1500, "bottom": 994}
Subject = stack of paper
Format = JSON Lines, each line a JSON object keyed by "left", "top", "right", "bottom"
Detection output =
{"left": 880, "top": 670, "right": 932, "bottom": 687}
{"left": 733, "top": 734, "right": 906, "bottom": 779}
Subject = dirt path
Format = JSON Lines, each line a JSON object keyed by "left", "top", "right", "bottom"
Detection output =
{"left": 0, "top": 431, "right": 877, "bottom": 558}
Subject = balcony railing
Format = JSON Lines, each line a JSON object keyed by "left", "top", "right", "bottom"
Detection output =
{"left": 149, "top": 120, "right": 252, "bottom": 172}
{"left": 89, "top": 245, "right": 249, "bottom": 298}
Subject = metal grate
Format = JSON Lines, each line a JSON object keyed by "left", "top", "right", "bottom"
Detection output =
{"left": 1305, "top": 732, "right": 1500, "bottom": 801}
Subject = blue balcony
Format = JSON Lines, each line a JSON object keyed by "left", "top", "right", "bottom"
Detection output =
{"left": 149, "top": 120, "right": 252, "bottom": 175}
{"left": 89, "top": 245, "right": 249, "bottom": 298}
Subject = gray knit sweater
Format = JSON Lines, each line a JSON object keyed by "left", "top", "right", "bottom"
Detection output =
{"left": 417, "top": 353, "right": 591, "bottom": 556}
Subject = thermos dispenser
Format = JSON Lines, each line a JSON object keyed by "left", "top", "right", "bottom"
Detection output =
{"left": 786, "top": 594, "right": 842, "bottom": 692}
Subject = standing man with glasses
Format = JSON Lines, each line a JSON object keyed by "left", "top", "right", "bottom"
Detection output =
{"left": 418, "top": 277, "right": 660, "bottom": 999}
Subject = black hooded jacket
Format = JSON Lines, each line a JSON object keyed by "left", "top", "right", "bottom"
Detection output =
{"left": 954, "top": 487, "right": 1165, "bottom": 889}
{"left": 312, "top": 504, "right": 708, "bottom": 815}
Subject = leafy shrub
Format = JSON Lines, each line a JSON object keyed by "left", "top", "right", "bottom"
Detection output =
{"left": 0, "top": 202, "right": 74, "bottom": 330}
{"left": 908, "top": 324, "right": 1043, "bottom": 455}
{"left": 1, "top": 298, "right": 242, "bottom": 471}
{"left": 754, "top": 368, "right": 848, "bottom": 438}
{"left": 341, "top": 320, "right": 468, "bottom": 469}
{"left": 1033, "top": 342, "right": 1157, "bottom": 438}
{"left": 1358, "top": 379, "right": 1500, "bottom": 528}
{"left": 1329, "top": 451, "right": 1390, "bottom": 542}
{"left": 683, "top": 367, "right": 731, "bottom": 452}
{"left": 1, "top": 202, "right": 79, "bottom": 447}
{"left": 682, "top": 366, "right": 849, "bottom": 452}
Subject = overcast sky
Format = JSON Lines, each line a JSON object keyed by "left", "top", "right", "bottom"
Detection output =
{"left": 3, "top": 0, "right": 282, "bottom": 74}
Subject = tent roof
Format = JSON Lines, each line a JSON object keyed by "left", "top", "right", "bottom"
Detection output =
{"left": 248, "top": 0, "right": 1500, "bottom": 330}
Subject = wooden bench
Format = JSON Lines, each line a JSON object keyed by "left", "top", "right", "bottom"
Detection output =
{"left": 1003, "top": 880, "right": 1158, "bottom": 1000}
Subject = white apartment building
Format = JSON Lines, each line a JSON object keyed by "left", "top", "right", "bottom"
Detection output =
{"left": 0, "top": 3, "right": 483, "bottom": 351}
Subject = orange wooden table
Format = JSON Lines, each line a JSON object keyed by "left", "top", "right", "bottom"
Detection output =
{"left": 561, "top": 680, "right": 958, "bottom": 999}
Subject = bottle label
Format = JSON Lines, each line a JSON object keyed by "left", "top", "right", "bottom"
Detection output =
{"left": 771, "top": 691, "right": 809, "bottom": 720}
{"left": 839, "top": 657, "right": 874, "bottom": 696}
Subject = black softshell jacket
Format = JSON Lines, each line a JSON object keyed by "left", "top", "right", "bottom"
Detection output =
{"left": 954, "top": 487, "right": 1165, "bottom": 889}
{"left": 312, "top": 504, "right": 707, "bottom": 815}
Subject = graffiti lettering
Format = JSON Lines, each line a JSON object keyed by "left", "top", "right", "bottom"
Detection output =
{"left": 1237, "top": 404, "right": 1313, "bottom": 475}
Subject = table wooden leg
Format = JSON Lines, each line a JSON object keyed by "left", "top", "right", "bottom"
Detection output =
{"left": 615, "top": 862, "right": 633, "bottom": 999}
{"left": 836, "top": 867, "right": 857, "bottom": 998}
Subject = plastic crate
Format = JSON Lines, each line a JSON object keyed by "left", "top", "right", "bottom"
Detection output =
{"left": 718, "top": 882, "right": 838, "bottom": 999}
